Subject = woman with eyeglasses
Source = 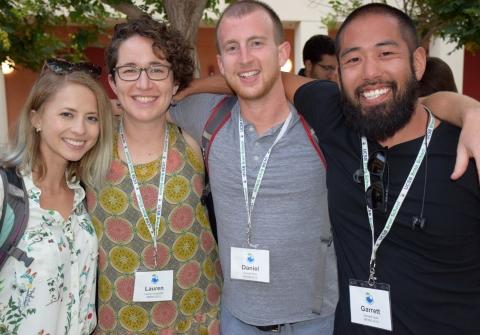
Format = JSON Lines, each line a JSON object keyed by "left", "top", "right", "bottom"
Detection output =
{"left": 0, "top": 60, "right": 113, "bottom": 334}
{"left": 87, "top": 15, "right": 221, "bottom": 334}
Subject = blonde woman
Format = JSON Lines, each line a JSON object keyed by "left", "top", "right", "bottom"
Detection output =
{"left": 0, "top": 59, "right": 113, "bottom": 335}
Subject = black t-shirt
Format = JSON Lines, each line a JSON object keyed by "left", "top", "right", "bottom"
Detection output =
{"left": 295, "top": 80, "right": 480, "bottom": 335}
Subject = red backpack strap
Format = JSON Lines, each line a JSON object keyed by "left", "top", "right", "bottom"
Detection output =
{"left": 298, "top": 114, "right": 327, "bottom": 170}
{"left": 201, "top": 96, "right": 237, "bottom": 172}
{"left": 298, "top": 116, "right": 332, "bottom": 249}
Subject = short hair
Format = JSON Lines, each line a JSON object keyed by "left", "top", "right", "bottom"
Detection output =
{"left": 1, "top": 70, "right": 113, "bottom": 188}
{"left": 216, "top": 0, "right": 284, "bottom": 51}
{"left": 335, "top": 3, "right": 419, "bottom": 59}
{"left": 419, "top": 57, "right": 458, "bottom": 96}
{"left": 303, "top": 34, "right": 335, "bottom": 64}
{"left": 106, "top": 14, "right": 194, "bottom": 91}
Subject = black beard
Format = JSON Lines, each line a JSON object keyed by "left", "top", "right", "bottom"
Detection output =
{"left": 341, "top": 77, "right": 419, "bottom": 142}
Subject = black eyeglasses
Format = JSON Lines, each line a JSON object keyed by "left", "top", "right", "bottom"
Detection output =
{"left": 113, "top": 64, "right": 171, "bottom": 81}
{"left": 365, "top": 150, "right": 388, "bottom": 213}
{"left": 315, "top": 63, "right": 336, "bottom": 73}
{"left": 43, "top": 58, "right": 102, "bottom": 78}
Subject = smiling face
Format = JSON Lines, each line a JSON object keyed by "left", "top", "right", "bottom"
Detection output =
{"left": 108, "top": 34, "right": 178, "bottom": 124}
{"left": 337, "top": 13, "right": 425, "bottom": 140}
{"left": 31, "top": 83, "right": 100, "bottom": 167}
{"left": 216, "top": 9, "right": 289, "bottom": 101}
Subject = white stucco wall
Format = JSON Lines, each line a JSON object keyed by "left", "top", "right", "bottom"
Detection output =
{"left": 0, "top": 72, "right": 8, "bottom": 146}
{"left": 294, "top": 22, "right": 328, "bottom": 73}
{"left": 258, "top": 0, "right": 333, "bottom": 73}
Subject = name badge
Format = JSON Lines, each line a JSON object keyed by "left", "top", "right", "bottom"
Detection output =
{"left": 133, "top": 270, "right": 173, "bottom": 302}
{"left": 230, "top": 247, "right": 270, "bottom": 283}
{"left": 349, "top": 279, "right": 392, "bottom": 331}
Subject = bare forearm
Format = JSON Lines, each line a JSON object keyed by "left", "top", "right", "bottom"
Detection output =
{"left": 174, "top": 75, "right": 232, "bottom": 101}
{"left": 282, "top": 72, "right": 314, "bottom": 103}
{"left": 175, "top": 72, "right": 314, "bottom": 104}
{"left": 422, "top": 91, "right": 480, "bottom": 181}
{"left": 421, "top": 91, "right": 480, "bottom": 126}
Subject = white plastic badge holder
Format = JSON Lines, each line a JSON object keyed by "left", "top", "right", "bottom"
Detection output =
{"left": 133, "top": 270, "right": 173, "bottom": 302}
{"left": 231, "top": 247, "right": 270, "bottom": 283}
{"left": 349, "top": 279, "right": 392, "bottom": 331}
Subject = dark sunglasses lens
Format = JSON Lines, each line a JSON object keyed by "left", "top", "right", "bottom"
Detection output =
{"left": 76, "top": 63, "right": 102, "bottom": 77}
{"left": 45, "top": 58, "right": 101, "bottom": 78}
{"left": 46, "top": 58, "right": 71, "bottom": 73}
{"left": 366, "top": 181, "right": 385, "bottom": 211}
{"left": 368, "top": 151, "right": 386, "bottom": 175}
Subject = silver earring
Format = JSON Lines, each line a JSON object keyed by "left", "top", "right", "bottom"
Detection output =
{"left": 35, "top": 127, "right": 41, "bottom": 132}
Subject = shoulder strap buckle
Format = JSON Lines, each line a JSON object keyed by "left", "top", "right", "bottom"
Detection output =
{"left": 8, "top": 246, "right": 34, "bottom": 267}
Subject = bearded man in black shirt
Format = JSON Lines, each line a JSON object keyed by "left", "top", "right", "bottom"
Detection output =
{"left": 293, "top": 3, "right": 480, "bottom": 335}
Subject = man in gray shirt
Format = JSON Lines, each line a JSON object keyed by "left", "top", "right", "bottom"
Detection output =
{"left": 169, "top": 1, "right": 336, "bottom": 334}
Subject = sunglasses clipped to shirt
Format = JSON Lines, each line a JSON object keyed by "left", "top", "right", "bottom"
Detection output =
{"left": 365, "top": 150, "right": 389, "bottom": 213}
{"left": 43, "top": 58, "right": 102, "bottom": 79}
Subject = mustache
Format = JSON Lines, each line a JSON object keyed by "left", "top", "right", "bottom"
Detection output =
{"left": 341, "top": 75, "right": 419, "bottom": 142}
{"left": 354, "top": 80, "right": 397, "bottom": 98}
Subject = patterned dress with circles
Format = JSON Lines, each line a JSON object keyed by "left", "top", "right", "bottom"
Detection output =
{"left": 88, "top": 124, "right": 222, "bottom": 335}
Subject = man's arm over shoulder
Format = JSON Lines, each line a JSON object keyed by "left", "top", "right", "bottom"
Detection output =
{"left": 422, "top": 91, "right": 479, "bottom": 126}
{"left": 422, "top": 91, "right": 480, "bottom": 180}
{"left": 169, "top": 93, "right": 229, "bottom": 144}
{"left": 282, "top": 72, "right": 313, "bottom": 103}
{"left": 174, "top": 75, "right": 232, "bottom": 101}
{"left": 293, "top": 79, "right": 342, "bottom": 140}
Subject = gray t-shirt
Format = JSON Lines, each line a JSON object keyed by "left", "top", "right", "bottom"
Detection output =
{"left": 170, "top": 93, "right": 338, "bottom": 325}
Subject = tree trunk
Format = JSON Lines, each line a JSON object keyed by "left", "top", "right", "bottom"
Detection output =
{"left": 163, "top": 0, "right": 208, "bottom": 77}
{"left": 163, "top": 0, "right": 207, "bottom": 47}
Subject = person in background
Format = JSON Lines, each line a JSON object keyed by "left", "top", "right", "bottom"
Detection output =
{"left": 419, "top": 56, "right": 458, "bottom": 96}
{"left": 88, "top": 15, "right": 221, "bottom": 334}
{"left": 0, "top": 59, "right": 113, "bottom": 335}
{"left": 298, "top": 34, "right": 337, "bottom": 82}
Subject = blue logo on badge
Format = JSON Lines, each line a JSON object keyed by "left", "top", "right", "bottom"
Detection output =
{"left": 365, "top": 292, "right": 374, "bottom": 305}
{"left": 247, "top": 253, "right": 255, "bottom": 264}
{"left": 151, "top": 273, "right": 159, "bottom": 284}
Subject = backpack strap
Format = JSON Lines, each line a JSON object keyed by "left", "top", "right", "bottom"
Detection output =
{"left": 201, "top": 97, "right": 326, "bottom": 172}
{"left": 297, "top": 115, "right": 332, "bottom": 246}
{"left": 298, "top": 114, "right": 327, "bottom": 170}
{"left": 0, "top": 169, "right": 8, "bottom": 233}
{"left": 0, "top": 167, "right": 33, "bottom": 268}
{"left": 297, "top": 117, "right": 332, "bottom": 313}
{"left": 201, "top": 96, "right": 237, "bottom": 172}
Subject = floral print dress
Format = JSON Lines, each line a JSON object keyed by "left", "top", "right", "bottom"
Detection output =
{"left": 88, "top": 124, "right": 222, "bottom": 335}
{"left": 0, "top": 172, "right": 98, "bottom": 335}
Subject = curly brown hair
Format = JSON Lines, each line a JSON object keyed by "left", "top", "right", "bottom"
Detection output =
{"left": 106, "top": 14, "right": 194, "bottom": 91}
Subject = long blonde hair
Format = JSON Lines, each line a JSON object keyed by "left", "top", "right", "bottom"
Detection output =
{"left": 1, "top": 70, "right": 113, "bottom": 188}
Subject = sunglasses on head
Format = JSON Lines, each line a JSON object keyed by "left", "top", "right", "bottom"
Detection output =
{"left": 43, "top": 58, "right": 102, "bottom": 78}
{"left": 365, "top": 150, "right": 388, "bottom": 213}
